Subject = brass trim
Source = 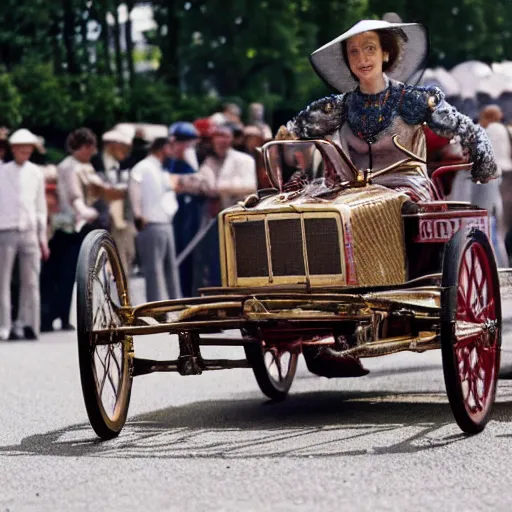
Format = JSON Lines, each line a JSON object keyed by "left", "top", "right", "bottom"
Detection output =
{"left": 261, "top": 139, "right": 360, "bottom": 189}
{"left": 300, "top": 215, "right": 310, "bottom": 287}
{"left": 264, "top": 216, "right": 274, "bottom": 283}
{"left": 345, "top": 332, "right": 439, "bottom": 358}
{"left": 94, "top": 319, "right": 246, "bottom": 337}
{"left": 225, "top": 211, "right": 345, "bottom": 288}
{"left": 219, "top": 212, "right": 228, "bottom": 287}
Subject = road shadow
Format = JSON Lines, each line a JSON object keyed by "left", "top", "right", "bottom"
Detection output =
{"left": 4, "top": 388, "right": 509, "bottom": 459}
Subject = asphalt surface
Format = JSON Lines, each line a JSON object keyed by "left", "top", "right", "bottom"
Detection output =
{"left": 2, "top": 281, "right": 512, "bottom": 511}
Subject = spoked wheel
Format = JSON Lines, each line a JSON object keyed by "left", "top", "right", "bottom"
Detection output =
{"left": 76, "top": 230, "right": 133, "bottom": 440}
{"left": 441, "top": 229, "right": 501, "bottom": 434}
{"left": 244, "top": 339, "right": 299, "bottom": 402}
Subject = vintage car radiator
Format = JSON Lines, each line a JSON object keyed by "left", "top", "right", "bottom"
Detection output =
{"left": 227, "top": 214, "right": 344, "bottom": 286}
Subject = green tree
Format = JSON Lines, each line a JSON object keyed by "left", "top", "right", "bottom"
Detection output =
{"left": 11, "top": 60, "right": 76, "bottom": 130}
{"left": 369, "top": 0, "right": 509, "bottom": 67}
{"left": 0, "top": 72, "right": 22, "bottom": 126}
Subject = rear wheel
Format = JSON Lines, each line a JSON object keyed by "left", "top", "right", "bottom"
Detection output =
{"left": 76, "top": 230, "right": 133, "bottom": 440}
{"left": 441, "top": 229, "right": 501, "bottom": 434}
{"left": 244, "top": 339, "right": 298, "bottom": 402}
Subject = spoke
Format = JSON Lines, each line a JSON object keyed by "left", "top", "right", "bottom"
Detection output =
{"left": 275, "top": 354, "right": 284, "bottom": 382}
{"left": 266, "top": 352, "right": 276, "bottom": 371}
{"left": 455, "top": 332, "right": 483, "bottom": 350}
{"left": 92, "top": 274, "right": 121, "bottom": 328}
{"left": 469, "top": 369, "right": 484, "bottom": 411}
{"left": 478, "top": 298, "right": 495, "bottom": 323}
{"left": 467, "top": 247, "right": 476, "bottom": 305}
{"left": 109, "top": 343, "right": 123, "bottom": 376}
{"left": 96, "top": 348, "right": 110, "bottom": 399}
{"left": 94, "top": 343, "right": 121, "bottom": 415}
{"left": 476, "top": 261, "right": 486, "bottom": 297}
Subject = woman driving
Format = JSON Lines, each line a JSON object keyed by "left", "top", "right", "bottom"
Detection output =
{"left": 278, "top": 19, "right": 499, "bottom": 377}
{"left": 278, "top": 19, "right": 498, "bottom": 201}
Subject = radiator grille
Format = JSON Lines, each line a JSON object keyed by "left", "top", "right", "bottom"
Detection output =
{"left": 230, "top": 215, "right": 342, "bottom": 282}
{"left": 268, "top": 219, "right": 305, "bottom": 276}
{"left": 232, "top": 221, "right": 268, "bottom": 277}
{"left": 305, "top": 218, "right": 342, "bottom": 275}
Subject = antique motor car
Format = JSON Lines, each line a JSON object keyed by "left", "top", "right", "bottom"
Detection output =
{"left": 76, "top": 135, "right": 507, "bottom": 440}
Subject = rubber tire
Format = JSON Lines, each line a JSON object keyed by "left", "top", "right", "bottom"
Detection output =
{"left": 244, "top": 343, "right": 298, "bottom": 402}
{"left": 441, "top": 228, "right": 501, "bottom": 434}
{"left": 76, "top": 229, "right": 133, "bottom": 440}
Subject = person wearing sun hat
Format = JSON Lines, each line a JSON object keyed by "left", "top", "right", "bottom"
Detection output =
{"left": 277, "top": 18, "right": 499, "bottom": 379}
{"left": 0, "top": 129, "right": 49, "bottom": 341}
{"left": 278, "top": 18, "right": 497, "bottom": 201}
{"left": 92, "top": 125, "right": 135, "bottom": 274}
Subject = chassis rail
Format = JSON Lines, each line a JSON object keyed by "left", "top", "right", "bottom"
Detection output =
{"left": 89, "top": 270, "right": 512, "bottom": 376}
{"left": 95, "top": 274, "right": 446, "bottom": 338}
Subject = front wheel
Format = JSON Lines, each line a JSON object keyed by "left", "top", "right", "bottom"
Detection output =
{"left": 76, "top": 230, "right": 134, "bottom": 440}
{"left": 441, "top": 229, "right": 501, "bottom": 434}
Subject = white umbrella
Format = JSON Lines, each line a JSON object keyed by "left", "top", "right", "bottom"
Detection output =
{"left": 476, "top": 72, "right": 512, "bottom": 99}
{"left": 492, "top": 61, "right": 512, "bottom": 78}
{"left": 418, "top": 67, "right": 461, "bottom": 96}
{"left": 450, "top": 60, "right": 493, "bottom": 99}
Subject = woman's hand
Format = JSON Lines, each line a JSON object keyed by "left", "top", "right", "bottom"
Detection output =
{"left": 471, "top": 156, "right": 499, "bottom": 184}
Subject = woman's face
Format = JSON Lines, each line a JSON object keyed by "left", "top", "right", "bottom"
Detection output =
{"left": 346, "top": 31, "right": 387, "bottom": 84}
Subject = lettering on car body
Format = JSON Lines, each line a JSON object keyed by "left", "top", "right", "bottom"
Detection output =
{"left": 416, "top": 216, "right": 489, "bottom": 243}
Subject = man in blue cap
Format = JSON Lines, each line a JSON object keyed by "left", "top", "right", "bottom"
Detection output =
{"left": 166, "top": 122, "right": 204, "bottom": 296}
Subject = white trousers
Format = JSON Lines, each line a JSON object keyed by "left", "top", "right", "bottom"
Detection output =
{"left": 0, "top": 230, "right": 41, "bottom": 335}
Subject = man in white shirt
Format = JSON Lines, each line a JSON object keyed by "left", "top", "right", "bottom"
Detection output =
{"left": 129, "top": 137, "right": 182, "bottom": 302}
{"left": 0, "top": 129, "right": 48, "bottom": 340}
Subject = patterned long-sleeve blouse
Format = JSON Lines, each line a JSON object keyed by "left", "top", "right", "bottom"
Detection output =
{"left": 286, "top": 78, "right": 497, "bottom": 183}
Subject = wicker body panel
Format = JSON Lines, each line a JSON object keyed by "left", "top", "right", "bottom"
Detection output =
{"left": 335, "top": 185, "right": 408, "bottom": 285}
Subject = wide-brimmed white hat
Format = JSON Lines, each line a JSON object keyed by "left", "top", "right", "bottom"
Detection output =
{"left": 102, "top": 125, "right": 134, "bottom": 146}
{"left": 9, "top": 128, "right": 40, "bottom": 146}
{"left": 310, "top": 20, "right": 430, "bottom": 93}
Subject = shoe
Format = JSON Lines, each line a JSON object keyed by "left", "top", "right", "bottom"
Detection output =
{"left": 303, "top": 346, "right": 370, "bottom": 378}
{"left": 0, "top": 328, "right": 9, "bottom": 341}
{"left": 23, "top": 326, "right": 38, "bottom": 341}
{"left": 61, "top": 323, "right": 75, "bottom": 331}
{"left": 9, "top": 328, "right": 22, "bottom": 341}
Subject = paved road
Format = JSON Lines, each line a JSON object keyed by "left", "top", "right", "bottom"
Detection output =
{"left": 2, "top": 288, "right": 512, "bottom": 511}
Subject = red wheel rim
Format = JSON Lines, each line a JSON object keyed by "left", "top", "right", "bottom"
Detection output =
{"left": 454, "top": 242, "right": 499, "bottom": 423}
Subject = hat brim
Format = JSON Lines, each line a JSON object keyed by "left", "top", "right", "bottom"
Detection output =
{"left": 9, "top": 139, "right": 39, "bottom": 146}
{"left": 310, "top": 20, "right": 430, "bottom": 93}
{"left": 102, "top": 130, "right": 133, "bottom": 146}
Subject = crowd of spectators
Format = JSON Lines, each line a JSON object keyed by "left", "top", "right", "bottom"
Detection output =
{"left": 0, "top": 102, "right": 273, "bottom": 341}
